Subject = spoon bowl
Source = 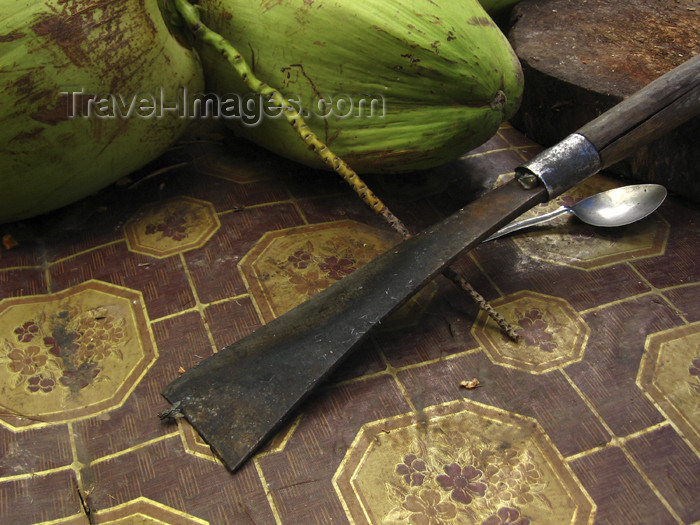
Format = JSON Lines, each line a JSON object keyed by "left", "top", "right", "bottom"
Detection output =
{"left": 486, "top": 184, "right": 667, "bottom": 241}
{"left": 572, "top": 184, "right": 667, "bottom": 227}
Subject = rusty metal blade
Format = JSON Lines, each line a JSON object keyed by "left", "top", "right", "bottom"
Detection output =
{"left": 162, "top": 53, "right": 700, "bottom": 473}
{"left": 162, "top": 178, "right": 547, "bottom": 472}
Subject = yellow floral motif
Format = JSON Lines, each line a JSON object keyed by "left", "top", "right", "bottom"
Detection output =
{"left": 383, "top": 432, "right": 549, "bottom": 524}
{"left": 287, "top": 270, "right": 332, "bottom": 297}
{"left": 241, "top": 221, "right": 401, "bottom": 322}
{"left": 395, "top": 488, "right": 458, "bottom": 525}
{"left": 73, "top": 308, "right": 127, "bottom": 362}
{"left": 0, "top": 305, "right": 127, "bottom": 395}
{"left": 0, "top": 282, "right": 157, "bottom": 428}
{"left": 7, "top": 345, "right": 47, "bottom": 376}
{"left": 278, "top": 237, "right": 381, "bottom": 299}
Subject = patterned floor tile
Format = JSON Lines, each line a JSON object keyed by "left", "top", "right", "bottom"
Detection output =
{"left": 631, "top": 199, "right": 700, "bottom": 289}
{"left": 0, "top": 267, "right": 47, "bottom": 299}
{"left": 624, "top": 425, "right": 700, "bottom": 523}
{"left": 568, "top": 446, "right": 677, "bottom": 524}
{"left": 91, "top": 496, "right": 209, "bottom": 524}
{"left": 298, "top": 190, "right": 402, "bottom": 231}
{"left": 334, "top": 399, "right": 594, "bottom": 524}
{"left": 0, "top": 233, "right": 45, "bottom": 268}
{"left": 151, "top": 311, "right": 216, "bottom": 375}
{"left": 662, "top": 283, "right": 700, "bottom": 323}
{"left": 0, "top": 424, "right": 72, "bottom": 477}
{"left": 566, "top": 296, "right": 682, "bottom": 437}
{"left": 638, "top": 321, "right": 700, "bottom": 453}
{"left": 183, "top": 203, "right": 305, "bottom": 304}
{"left": 125, "top": 196, "right": 221, "bottom": 259}
{"left": 49, "top": 242, "right": 195, "bottom": 319}
{"left": 473, "top": 290, "right": 590, "bottom": 374}
{"left": 0, "top": 469, "right": 84, "bottom": 524}
{"left": 72, "top": 311, "right": 211, "bottom": 461}
{"left": 186, "top": 140, "right": 296, "bottom": 212}
{"left": 85, "top": 436, "right": 275, "bottom": 524}
{"left": 202, "top": 297, "right": 262, "bottom": 351}
{"left": 396, "top": 351, "right": 610, "bottom": 457}
{"left": 239, "top": 220, "right": 401, "bottom": 321}
{"left": 472, "top": 239, "right": 652, "bottom": 313}
{"left": 256, "top": 375, "right": 411, "bottom": 524}
{"left": 0, "top": 281, "right": 155, "bottom": 429}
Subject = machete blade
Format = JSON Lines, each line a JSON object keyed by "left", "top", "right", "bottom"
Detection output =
{"left": 162, "top": 52, "right": 700, "bottom": 472}
{"left": 162, "top": 179, "right": 547, "bottom": 471}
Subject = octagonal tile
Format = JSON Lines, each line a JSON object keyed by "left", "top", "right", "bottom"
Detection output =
{"left": 125, "top": 196, "right": 220, "bottom": 258}
{"left": 637, "top": 322, "right": 700, "bottom": 452}
{"left": 92, "top": 496, "right": 209, "bottom": 524}
{"left": 496, "top": 176, "right": 668, "bottom": 270}
{"left": 472, "top": 291, "right": 590, "bottom": 374}
{"left": 239, "top": 220, "right": 402, "bottom": 322}
{"left": 0, "top": 281, "right": 156, "bottom": 430}
{"left": 333, "top": 400, "right": 594, "bottom": 524}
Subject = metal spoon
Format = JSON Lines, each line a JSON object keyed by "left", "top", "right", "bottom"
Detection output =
{"left": 485, "top": 184, "right": 667, "bottom": 241}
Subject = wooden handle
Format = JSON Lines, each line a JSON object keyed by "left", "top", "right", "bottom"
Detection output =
{"left": 578, "top": 52, "right": 700, "bottom": 170}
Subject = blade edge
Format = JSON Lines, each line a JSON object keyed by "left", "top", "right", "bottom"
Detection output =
{"left": 162, "top": 178, "right": 547, "bottom": 471}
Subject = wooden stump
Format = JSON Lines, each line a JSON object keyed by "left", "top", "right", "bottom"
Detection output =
{"left": 508, "top": 0, "right": 700, "bottom": 201}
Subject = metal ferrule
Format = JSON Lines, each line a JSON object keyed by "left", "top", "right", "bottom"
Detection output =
{"left": 515, "top": 133, "right": 602, "bottom": 199}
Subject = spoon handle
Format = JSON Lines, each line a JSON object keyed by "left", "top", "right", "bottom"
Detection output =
{"left": 484, "top": 206, "right": 571, "bottom": 241}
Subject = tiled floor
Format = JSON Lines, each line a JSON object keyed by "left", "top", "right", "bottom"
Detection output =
{"left": 1, "top": 121, "right": 699, "bottom": 524}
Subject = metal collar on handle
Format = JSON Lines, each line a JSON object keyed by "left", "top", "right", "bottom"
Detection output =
{"left": 515, "top": 133, "right": 602, "bottom": 200}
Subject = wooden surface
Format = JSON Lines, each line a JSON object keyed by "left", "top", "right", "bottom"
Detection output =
{"left": 1, "top": 120, "right": 700, "bottom": 523}
{"left": 508, "top": 0, "right": 700, "bottom": 201}
{"left": 577, "top": 54, "right": 700, "bottom": 169}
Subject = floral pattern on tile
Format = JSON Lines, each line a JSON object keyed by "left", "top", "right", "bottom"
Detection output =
{"left": 4, "top": 305, "right": 126, "bottom": 396}
{"left": 511, "top": 308, "right": 558, "bottom": 353}
{"left": 638, "top": 322, "right": 700, "bottom": 451}
{"left": 334, "top": 400, "right": 593, "bottom": 524}
{"left": 473, "top": 291, "right": 589, "bottom": 374}
{"left": 239, "top": 220, "right": 401, "bottom": 322}
{"left": 125, "top": 196, "right": 220, "bottom": 258}
{"left": 383, "top": 434, "right": 549, "bottom": 523}
{"left": 0, "top": 281, "right": 156, "bottom": 428}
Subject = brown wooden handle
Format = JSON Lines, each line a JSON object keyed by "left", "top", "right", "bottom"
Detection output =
{"left": 578, "top": 52, "right": 700, "bottom": 170}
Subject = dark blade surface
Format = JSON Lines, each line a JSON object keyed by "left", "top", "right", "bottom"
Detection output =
{"left": 162, "top": 178, "right": 547, "bottom": 471}
{"left": 162, "top": 53, "right": 700, "bottom": 473}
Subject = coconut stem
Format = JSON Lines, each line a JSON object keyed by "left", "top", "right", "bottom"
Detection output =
{"left": 171, "top": 0, "right": 409, "bottom": 238}
{"left": 171, "top": 0, "right": 519, "bottom": 342}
